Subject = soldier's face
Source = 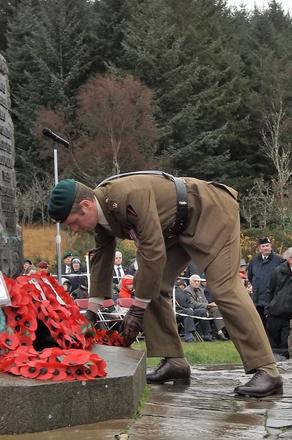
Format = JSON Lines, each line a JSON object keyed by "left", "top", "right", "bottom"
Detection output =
{"left": 64, "top": 202, "right": 98, "bottom": 232}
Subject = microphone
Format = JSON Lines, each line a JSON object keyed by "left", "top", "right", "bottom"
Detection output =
{"left": 42, "top": 128, "right": 69, "bottom": 147}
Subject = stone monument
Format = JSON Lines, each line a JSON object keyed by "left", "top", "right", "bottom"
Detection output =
{"left": 0, "top": 54, "right": 22, "bottom": 276}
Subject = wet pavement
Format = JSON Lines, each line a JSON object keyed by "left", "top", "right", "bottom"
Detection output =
{"left": 129, "top": 361, "right": 292, "bottom": 440}
{"left": 1, "top": 361, "right": 292, "bottom": 440}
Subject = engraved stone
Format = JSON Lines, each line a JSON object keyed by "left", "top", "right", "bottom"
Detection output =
{"left": 0, "top": 54, "right": 22, "bottom": 276}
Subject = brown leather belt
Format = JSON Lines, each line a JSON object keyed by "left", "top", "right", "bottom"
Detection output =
{"left": 97, "top": 170, "right": 189, "bottom": 238}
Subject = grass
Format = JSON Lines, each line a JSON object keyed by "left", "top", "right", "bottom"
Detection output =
{"left": 133, "top": 339, "right": 241, "bottom": 368}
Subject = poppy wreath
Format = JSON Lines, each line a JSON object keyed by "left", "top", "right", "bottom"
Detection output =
{"left": 0, "top": 274, "right": 124, "bottom": 381}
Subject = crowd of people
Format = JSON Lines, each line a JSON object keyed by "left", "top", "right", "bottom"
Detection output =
{"left": 22, "top": 235, "right": 291, "bottom": 362}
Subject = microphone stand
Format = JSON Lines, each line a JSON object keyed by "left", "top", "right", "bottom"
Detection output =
{"left": 43, "top": 128, "right": 69, "bottom": 284}
{"left": 53, "top": 148, "right": 62, "bottom": 284}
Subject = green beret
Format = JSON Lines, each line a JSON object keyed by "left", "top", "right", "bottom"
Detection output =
{"left": 48, "top": 179, "right": 77, "bottom": 222}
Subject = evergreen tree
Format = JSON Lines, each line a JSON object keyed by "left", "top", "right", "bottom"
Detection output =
{"left": 235, "top": 0, "right": 292, "bottom": 183}
{"left": 0, "top": 0, "right": 18, "bottom": 53}
{"left": 122, "top": 0, "right": 250, "bottom": 187}
{"left": 91, "top": 0, "right": 129, "bottom": 73}
{"left": 6, "top": 0, "right": 97, "bottom": 185}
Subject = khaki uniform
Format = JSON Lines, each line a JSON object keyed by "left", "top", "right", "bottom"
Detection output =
{"left": 90, "top": 175, "right": 275, "bottom": 372}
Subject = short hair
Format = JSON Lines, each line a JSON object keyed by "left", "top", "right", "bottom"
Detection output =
{"left": 190, "top": 274, "right": 201, "bottom": 282}
{"left": 283, "top": 247, "right": 292, "bottom": 259}
{"left": 70, "top": 182, "right": 95, "bottom": 214}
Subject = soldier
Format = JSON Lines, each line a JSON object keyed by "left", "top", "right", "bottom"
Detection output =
{"left": 48, "top": 172, "right": 282, "bottom": 397}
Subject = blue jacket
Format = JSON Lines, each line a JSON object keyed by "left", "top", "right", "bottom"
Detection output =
{"left": 248, "top": 251, "right": 284, "bottom": 306}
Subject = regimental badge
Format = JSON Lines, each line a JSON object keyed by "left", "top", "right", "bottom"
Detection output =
{"left": 106, "top": 199, "right": 119, "bottom": 211}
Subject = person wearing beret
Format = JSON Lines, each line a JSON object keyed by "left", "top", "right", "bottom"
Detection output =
{"left": 61, "top": 251, "right": 73, "bottom": 275}
{"left": 48, "top": 172, "right": 282, "bottom": 397}
{"left": 248, "top": 237, "right": 284, "bottom": 329}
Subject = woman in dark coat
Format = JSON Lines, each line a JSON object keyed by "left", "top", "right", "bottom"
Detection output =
{"left": 265, "top": 247, "right": 292, "bottom": 359}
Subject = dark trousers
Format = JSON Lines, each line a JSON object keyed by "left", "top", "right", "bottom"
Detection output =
{"left": 195, "top": 307, "right": 212, "bottom": 337}
{"left": 266, "top": 315, "right": 290, "bottom": 358}
{"left": 256, "top": 305, "right": 267, "bottom": 329}
{"left": 176, "top": 307, "right": 196, "bottom": 334}
{"left": 176, "top": 307, "right": 212, "bottom": 336}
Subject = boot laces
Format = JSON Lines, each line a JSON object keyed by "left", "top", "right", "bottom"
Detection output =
{"left": 248, "top": 370, "right": 264, "bottom": 384}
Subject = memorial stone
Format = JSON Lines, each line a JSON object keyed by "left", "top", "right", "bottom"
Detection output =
{"left": 0, "top": 54, "right": 22, "bottom": 276}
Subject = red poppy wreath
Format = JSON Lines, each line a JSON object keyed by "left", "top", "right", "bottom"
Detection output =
{"left": 0, "top": 273, "right": 124, "bottom": 381}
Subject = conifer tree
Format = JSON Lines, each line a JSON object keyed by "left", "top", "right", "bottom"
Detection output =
{"left": 6, "top": 0, "right": 96, "bottom": 185}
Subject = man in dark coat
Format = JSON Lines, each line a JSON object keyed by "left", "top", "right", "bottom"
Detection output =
{"left": 265, "top": 247, "right": 292, "bottom": 359}
{"left": 248, "top": 237, "right": 284, "bottom": 328}
{"left": 175, "top": 279, "right": 212, "bottom": 342}
{"left": 48, "top": 172, "right": 282, "bottom": 397}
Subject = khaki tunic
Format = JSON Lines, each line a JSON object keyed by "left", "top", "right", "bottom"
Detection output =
{"left": 90, "top": 174, "right": 275, "bottom": 371}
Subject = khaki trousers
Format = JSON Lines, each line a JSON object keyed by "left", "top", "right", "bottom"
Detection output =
{"left": 143, "top": 215, "right": 275, "bottom": 372}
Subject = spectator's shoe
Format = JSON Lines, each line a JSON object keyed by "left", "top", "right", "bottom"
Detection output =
{"left": 234, "top": 371, "right": 283, "bottom": 397}
{"left": 184, "top": 333, "right": 195, "bottom": 343}
{"left": 217, "top": 332, "right": 228, "bottom": 341}
{"left": 202, "top": 335, "right": 213, "bottom": 342}
{"left": 147, "top": 358, "right": 191, "bottom": 385}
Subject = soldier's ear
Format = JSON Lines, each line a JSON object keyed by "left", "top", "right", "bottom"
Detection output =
{"left": 79, "top": 199, "right": 94, "bottom": 209}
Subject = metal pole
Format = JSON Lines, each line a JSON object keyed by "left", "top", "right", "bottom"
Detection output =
{"left": 85, "top": 253, "right": 90, "bottom": 292}
{"left": 53, "top": 148, "right": 62, "bottom": 284}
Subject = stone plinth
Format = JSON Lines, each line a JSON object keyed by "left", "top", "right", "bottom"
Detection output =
{"left": 0, "top": 54, "right": 23, "bottom": 276}
{"left": 0, "top": 345, "right": 146, "bottom": 434}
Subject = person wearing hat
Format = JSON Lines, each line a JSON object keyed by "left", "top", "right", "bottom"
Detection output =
{"left": 48, "top": 174, "right": 282, "bottom": 397}
{"left": 62, "top": 251, "right": 73, "bottom": 274}
{"left": 37, "top": 261, "right": 49, "bottom": 273}
{"left": 248, "top": 237, "right": 284, "bottom": 329}
{"left": 61, "top": 277, "right": 72, "bottom": 293}
{"left": 69, "top": 257, "right": 87, "bottom": 293}
{"left": 21, "top": 259, "right": 32, "bottom": 275}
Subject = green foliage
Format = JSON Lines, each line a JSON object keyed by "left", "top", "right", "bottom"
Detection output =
{"left": 133, "top": 340, "right": 241, "bottom": 367}
{"left": 117, "top": 240, "right": 137, "bottom": 267}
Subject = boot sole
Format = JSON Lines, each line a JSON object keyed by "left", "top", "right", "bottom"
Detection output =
{"left": 147, "top": 377, "right": 191, "bottom": 385}
{"left": 234, "top": 385, "right": 283, "bottom": 398}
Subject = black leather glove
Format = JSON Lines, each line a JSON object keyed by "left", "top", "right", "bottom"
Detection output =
{"left": 122, "top": 305, "right": 145, "bottom": 347}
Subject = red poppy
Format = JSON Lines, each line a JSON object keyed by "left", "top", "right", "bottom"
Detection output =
{"left": 35, "top": 362, "right": 54, "bottom": 380}
{"left": 8, "top": 363, "right": 22, "bottom": 375}
{"left": 20, "top": 364, "right": 40, "bottom": 379}
{"left": 50, "top": 365, "right": 67, "bottom": 381}
{"left": 18, "top": 334, "right": 34, "bottom": 346}
{"left": 0, "top": 331, "right": 20, "bottom": 350}
{"left": 62, "top": 349, "right": 91, "bottom": 366}
{"left": 73, "top": 366, "right": 89, "bottom": 381}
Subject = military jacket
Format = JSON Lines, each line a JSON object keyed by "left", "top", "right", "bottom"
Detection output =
{"left": 89, "top": 174, "right": 238, "bottom": 300}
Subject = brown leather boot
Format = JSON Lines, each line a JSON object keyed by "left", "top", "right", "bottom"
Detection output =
{"left": 147, "top": 358, "right": 191, "bottom": 385}
{"left": 234, "top": 371, "right": 283, "bottom": 397}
